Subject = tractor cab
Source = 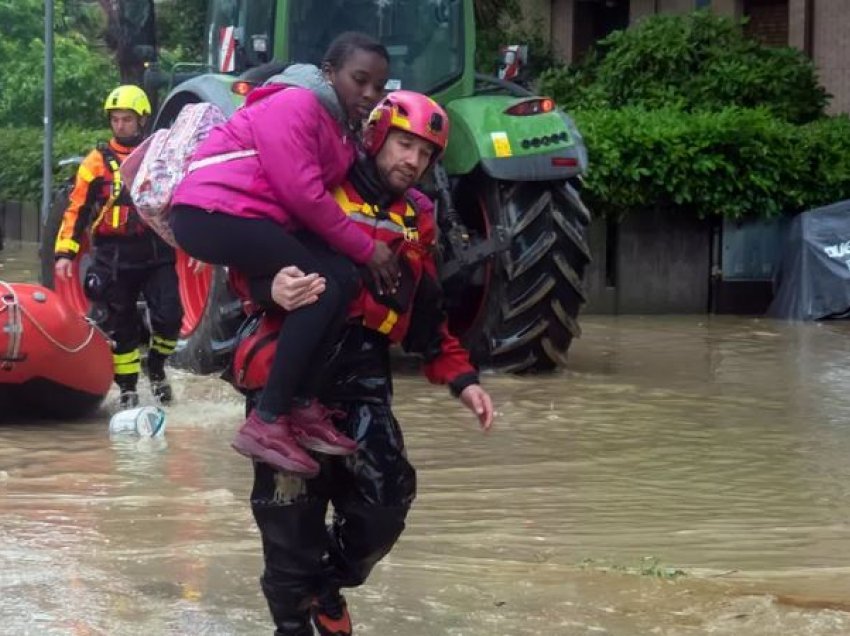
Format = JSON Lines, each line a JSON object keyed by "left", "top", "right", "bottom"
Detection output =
{"left": 206, "top": 0, "right": 471, "bottom": 99}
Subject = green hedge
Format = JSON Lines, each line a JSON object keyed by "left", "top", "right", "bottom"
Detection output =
{"left": 0, "top": 126, "right": 107, "bottom": 202}
{"left": 574, "top": 107, "right": 850, "bottom": 219}
{"left": 540, "top": 12, "right": 828, "bottom": 124}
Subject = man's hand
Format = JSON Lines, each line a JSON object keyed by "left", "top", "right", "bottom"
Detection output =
{"left": 367, "top": 240, "right": 400, "bottom": 295}
{"left": 54, "top": 257, "right": 74, "bottom": 279}
{"left": 459, "top": 384, "right": 494, "bottom": 432}
{"left": 270, "top": 266, "right": 325, "bottom": 311}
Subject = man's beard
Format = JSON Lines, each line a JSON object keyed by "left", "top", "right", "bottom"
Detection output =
{"left": 115, "top": 134, "right": 143, "bottom": 147}
{"left": 350, "top": 155, "right": 404, "bottom": 206}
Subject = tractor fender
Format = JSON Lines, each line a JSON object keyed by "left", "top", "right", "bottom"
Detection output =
{"left": 443, "top": 95, "right": 588, "bottom": 182}
{"left": 153, "top": 74, "right": 243, "bottom": 129}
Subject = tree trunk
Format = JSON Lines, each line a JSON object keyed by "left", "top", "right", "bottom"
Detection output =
{"left": 99, "top": 0, "right": 157, "bottom": 85}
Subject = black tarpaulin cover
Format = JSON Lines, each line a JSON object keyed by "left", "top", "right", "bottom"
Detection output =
{"left": 768, "top": 199, "right": 850, "bottom": 320}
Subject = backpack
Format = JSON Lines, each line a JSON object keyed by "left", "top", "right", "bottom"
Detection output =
{"left": 120, "top": 102, "right": 230, "bottom": 248}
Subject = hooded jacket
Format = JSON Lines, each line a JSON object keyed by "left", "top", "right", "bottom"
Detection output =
{"left": 170, "top": 65, "right": 374, "bottom": 264}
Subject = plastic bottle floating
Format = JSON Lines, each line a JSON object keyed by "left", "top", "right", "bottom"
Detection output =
{"left": 109, "top": 406, "right": 167, "bottom": 438}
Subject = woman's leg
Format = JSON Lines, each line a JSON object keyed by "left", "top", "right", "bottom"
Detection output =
{"left": 257, "top": 236, "right": 358, "bottom": 416}
{"left": 171, "top": 205, "right": 302, "bottom": 276}
{"left": 171, "top": 206, "right": 358, "bottom": 416}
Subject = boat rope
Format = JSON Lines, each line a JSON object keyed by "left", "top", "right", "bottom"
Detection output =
{"left": 0, "top": 282, "right": 23, "bottom": 369}
{"left": 0, "top": 282, "right": 102, "bottom": 364}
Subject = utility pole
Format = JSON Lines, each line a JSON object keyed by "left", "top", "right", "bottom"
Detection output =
{"left": 41, "top": 0, "right": 55, "bottom": 225}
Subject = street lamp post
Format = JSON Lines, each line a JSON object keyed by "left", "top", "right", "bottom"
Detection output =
{"left": 41, "top": 0, "right": 55, "bottom": 225}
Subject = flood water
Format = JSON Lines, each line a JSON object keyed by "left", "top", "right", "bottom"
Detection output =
{"left": 2, "top": 241, "right": 850, "bottom": 635}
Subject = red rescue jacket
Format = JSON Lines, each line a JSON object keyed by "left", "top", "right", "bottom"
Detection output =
{"left": 228, "top": 181, "right": 477, "bottom": 394}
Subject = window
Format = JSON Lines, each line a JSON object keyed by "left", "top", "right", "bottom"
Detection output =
{"left": 290, "top": 0, "right": 465, "bottom": 93}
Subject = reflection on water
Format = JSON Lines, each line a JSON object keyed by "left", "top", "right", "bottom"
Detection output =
{"left": 2, "top": 244, "right": 850, "bottom": 634}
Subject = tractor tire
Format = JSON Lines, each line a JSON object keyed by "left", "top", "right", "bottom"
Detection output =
{"left": 168, "top": 256, "right": 244, "bottom": 374}
{"left": 454, "top": 177, "right": 591, "bottom": 373}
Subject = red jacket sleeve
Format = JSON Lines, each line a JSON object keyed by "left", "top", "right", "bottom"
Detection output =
{"left": 249, "top": 89, "right": 375, "bottom": 264}
{"left": 403, "top": 192, "right": 478, "bottom": 394}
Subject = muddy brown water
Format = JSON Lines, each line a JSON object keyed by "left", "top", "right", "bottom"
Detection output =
{"left": 2, "top": 241, "right": 850, "bottom": 635}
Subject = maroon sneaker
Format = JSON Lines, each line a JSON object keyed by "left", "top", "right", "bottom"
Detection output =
{"left": 231, "top": 410, "right": 320, "bottom": 477}
{"left": 290, "top": 400, "right": 357, "bottom": 456}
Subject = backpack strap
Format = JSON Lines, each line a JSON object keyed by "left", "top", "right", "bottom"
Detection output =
{"left": 97, "top": 142, "right": 140, "bottom": 232}
{"left": 96, "top": 143, "right": 126, "bottom": 229}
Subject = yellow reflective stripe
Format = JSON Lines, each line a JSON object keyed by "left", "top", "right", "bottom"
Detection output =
{"left": 334, "top": 187, "right": 416, "bottom": 229}
{"left": 114, "top": 360, "right": 141, "bottom": 375}
{"left": 92, "top": 206, "right": 108, "bottom": 233}
{"left": 376, "top": 309, "right": 398, "bottom": 335}
{"left": 105, "top": 156, "right": 122, "bottom": 228}
{"left": 113, "top": 350, "right": 140, "bottom": 363}
{"left": 108, "top": 158, "right": 121, "bottom": 193}
{"left": 113, "top": 350, "right": 141, "bottom": 375}
{"left": 55, "top": 238, "right": 80, "bottom": 254}
{"left": 151, "top": 335, "right": 177, "bottom": 355}
{"left": 78, "top": 164, "right": 95, "bottom": 183}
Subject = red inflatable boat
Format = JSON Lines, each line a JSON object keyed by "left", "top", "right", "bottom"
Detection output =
{"left": 0, "top": 281, "right": 113, "bottom": 418}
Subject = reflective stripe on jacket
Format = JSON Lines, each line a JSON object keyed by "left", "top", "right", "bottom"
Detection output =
{"left": 55, "top": 139, "right": 146, "bottom": 257}
{"left": 335, "top": 183, "right": 477, "bottom": 387}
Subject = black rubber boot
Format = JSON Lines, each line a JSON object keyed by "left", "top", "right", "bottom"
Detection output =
{"left": 146, "top": 351, "right": 173, "bottom": 405}
{"left": 116, "top": 375, "right": 139, "bottom": 409}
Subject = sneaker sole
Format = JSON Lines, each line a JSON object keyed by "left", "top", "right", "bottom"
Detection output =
{"left": 231, "top": 434, "right": 320, "bottom": 477}
{"left": 293, "top": 434, "right": 357, "bottom": 456}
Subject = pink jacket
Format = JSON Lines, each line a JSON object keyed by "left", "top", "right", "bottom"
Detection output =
{"left": 171, "top": 86, "right": 375, "bottom": 264}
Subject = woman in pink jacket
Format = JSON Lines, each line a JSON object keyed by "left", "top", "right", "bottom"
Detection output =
{"left": 170, "top": 32, "right": 396, "bottom": 476}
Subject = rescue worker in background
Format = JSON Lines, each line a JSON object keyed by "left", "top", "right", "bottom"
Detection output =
{"left": 233, "top": 91, "right": 494, "bottom": 636}
{"left": 54, "top": 85, "right": 183, "bottom": 409}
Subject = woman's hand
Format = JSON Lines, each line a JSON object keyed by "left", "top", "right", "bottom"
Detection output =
{"left": 367, "top": 240, "right": 400, "bottom": 295}
{"left": 271, "top": 266, "right": 326, "bottom": 311}
{"left": 459, "top": 384, "right": 494, "bottom": 432}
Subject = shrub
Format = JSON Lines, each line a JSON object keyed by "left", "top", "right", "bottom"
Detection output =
{"left": 0, "top": 126, "right": 108, "bottom": 202}
{"left": 0, "top": 1, "right": 118, "bottom": 129}
{"left": 541, "top": 11, "right": 829, "bottom": 123}
{"left": 574, "top": 108, "right": 850, "bottom": 219}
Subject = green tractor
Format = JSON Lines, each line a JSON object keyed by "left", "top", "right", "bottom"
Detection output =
{"left": 44, "top": 0, "right": 592, "bottom": 374}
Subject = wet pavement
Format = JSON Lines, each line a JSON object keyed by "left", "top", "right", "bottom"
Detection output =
{"left": 2, "top": 242, "right": 850, "bottom": 634}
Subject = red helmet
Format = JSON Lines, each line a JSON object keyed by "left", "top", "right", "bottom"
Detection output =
{"left": 363, "top": 90, "right": 450, "bottom": 159}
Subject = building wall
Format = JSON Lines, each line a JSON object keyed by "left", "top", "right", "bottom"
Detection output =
{"left": 550, "top": 0, "right": 576, "bottom": 61}
{"left": 629, "top": 0, "right": 657, "bottom": 23}
{"left": 811, "top": 1, "right": 850, "bottom": 114}
{"left": 744, "top": 0, "right": 789, "bottom": 47}
{"left": 711, "top": 0, "right": 742, "bottom": 17}
{"left": 658, "top": 0, "right": 698, "bottom": 13}
{"left": 522, "top": 0, "right": 552, "bottom": 42}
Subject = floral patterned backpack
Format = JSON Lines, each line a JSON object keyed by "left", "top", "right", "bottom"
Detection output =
{"left": 120, "top": 102, "right": 243, "bottom": 247}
